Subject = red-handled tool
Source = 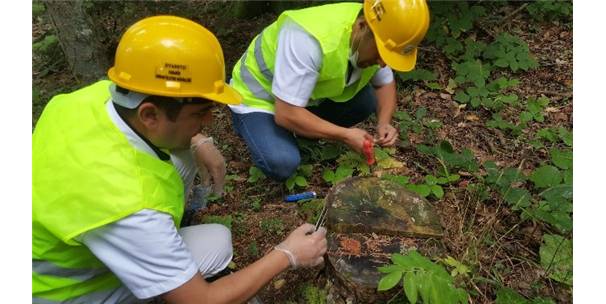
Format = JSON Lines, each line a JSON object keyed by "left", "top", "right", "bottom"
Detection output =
{"left": 363, "top": 139, "right": 375, "bottom": 165}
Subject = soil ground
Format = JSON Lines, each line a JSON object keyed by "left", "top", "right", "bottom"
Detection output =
{"left": 32, "top": 1, "right": 572, "bottom": 303}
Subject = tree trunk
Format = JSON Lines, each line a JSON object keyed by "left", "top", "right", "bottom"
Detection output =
{"left": 324, "top": 177, "right": 445, "bottom": 303}
{"left": 45, "top": 1, "right": 111, "bottom": 84}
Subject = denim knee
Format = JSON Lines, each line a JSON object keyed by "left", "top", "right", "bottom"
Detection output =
{"left": 259, "top": 151, "right": 301, "bottom": 181}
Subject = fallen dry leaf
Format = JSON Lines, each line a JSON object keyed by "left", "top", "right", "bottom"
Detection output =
{"left": 228, "top": 161, "right": 249, "bottom": 171}
{"left": 465, "top": 114, "right": 480, "bottom": 122}
{"left": 445, "top": 78, "right": 457, "bottom": 94}
{"left": 274, "top": 279, "right": 286, "bottom": 290}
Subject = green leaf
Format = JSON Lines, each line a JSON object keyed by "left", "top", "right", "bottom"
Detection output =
{"left": 436, "top": 177, "right": 449, "bottom": 184}
{"left": 530, "top": 200, "right": 572, "bottom": 233}
{"left": 563, "top": 169, "right": 573, "bottom": 185}
{"left": 322, "top": 169, "right": 335, "bottom": 183}
{"left": 408, "top": 184, "right": 431, "bottom": 197}
{"left": 530, "top": 165, "right": 562, "bottom": 188}
{"left": 426, "top": 82, "right": 442, "bottom": 90}
{"left": 335, "top": 165, "right": 354, "bottom": 181}
{"left": 294, "top": 175, "right": 308, "bottom": 187}
{"left": 454, "top": 91, "right": 470, "bottom": 103}
{"left": 536, "top": 128, "right": 557, "bottom": 142}
{"left": 404, "top": 272, "right": 418, "bottom": 304}
{"left": 391, "top": 253, "right": 408, "bottom": 266}
{"left": 503, "top": 188, "right": 531, "bottom": 209}
{"left": 519, "top": 111, "right": 533, "bottom": 124}
{"left": 33, "top": 2, "right": 46, "bottom": 17}
{"left": 33, "top": 34, "right": 59, "bottom": 54}
{"left": 558, "top": 127, "right": 573, "bottom": 146}
{"left": 377, "top": 270, "right": 403, "bottom": 291}
{"left": 378, "top": 264, "right": 406, "bottom": 273}
{"left": 550, "top": 149, "right": 572, "bottom": 170}
{"left": 453, "top": 60, "right": 490, "bottom": 87}
{"left": 439, "top": 140, "right": 455, "bottom": 153}
{"left": 382, "top": 174, "right": 410, "bottom": 186}
{"left": 446, "top": 78, "right": 458, "bottom": 94}
{"left": 492, "top": 167, "right": 525, "bottom": 191}
{"left": 285, "top": 176, "right": 295, "bottom": 190}
{"left": 448, "top": 174, "right": 461, "bottom": 182}
{"left": 298, "top": 164, "right": 314, "bottom": 177}
{"left": 531, "top": 297, "right": 556, "bottom": 304}
{"left": 540, "top": 184, "right": 573, "bottom": 205}
{"left": 380, "top": 250, "right": 468, "bottom": 303}
{"left": 495, "top": 287, "right": 529, "bottom": 304}
{"left": 494, "top": 58, "right": 508, "bottom": 67}
{"left": 425, "top": 175, "right": 439, "bottom": 185}
{"left": 416, "top": 107, "right": 428, "bottom": 120}
{"left": 431, "top": 185, "right": 444, "bottom": 199}
{"left": 540, "top": 234, "right": 573, "bottom": 285}
{"left": 248, "top": 166, "right": 266, "bottom": 183}
{"left": 441, "top": 256, "right": 470, "bottom": 277}
{"left": 483, "top": 33, "right": 537, "bottom": 73}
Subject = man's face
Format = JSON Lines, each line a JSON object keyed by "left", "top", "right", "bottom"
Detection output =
{"left": 356, "top": 33, "right": 386, "bottom": 69}
{"left": 155, "top": 102, "right": 215, "bottom": 150}
{"left": 358, "top": 21, "right": 385, "bottom": 69}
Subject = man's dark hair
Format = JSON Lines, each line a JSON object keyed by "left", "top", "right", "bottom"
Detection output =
{"left": 114, "top": 86, "right": 212, "bottom": 122}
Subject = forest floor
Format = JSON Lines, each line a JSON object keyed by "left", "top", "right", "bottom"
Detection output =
{"left": 33, "top": 1, "right": 572, "bottom": 303}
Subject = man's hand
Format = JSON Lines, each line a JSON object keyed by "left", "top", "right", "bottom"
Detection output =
{"left": 375, "top": 123, "right": 398, "bottom": 147}
{"left": 275, "top": 223, "right": 327, "bottom": 268}
{"left": 342, "top": 128, "right": 375, "bottom": 154}
{"left": 191, "top": 134, "right": 226, "bottom": 196}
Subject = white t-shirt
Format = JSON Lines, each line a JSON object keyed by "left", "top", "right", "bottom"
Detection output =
{"left": 229, "top": 20, "right": 394, "bottom": 115}
{"left": 77, "top": 102, "right": 201, "bottom": 300}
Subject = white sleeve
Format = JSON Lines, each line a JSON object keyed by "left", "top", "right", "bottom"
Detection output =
{"left": 371, "top": 66, "right": 395, "bottom": 87}
{"left": 80, "top": 209, "right": 199, "bottom": 300}
{"left": 272, "top": 20, "right": 323, "bottom": 107}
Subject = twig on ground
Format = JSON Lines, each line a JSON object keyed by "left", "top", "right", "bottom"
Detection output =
{"left": 535, "top": 90, "right": 573, "bottom": 99}
{"left": 499, "top": 3, "right": 530, "bottom": 26}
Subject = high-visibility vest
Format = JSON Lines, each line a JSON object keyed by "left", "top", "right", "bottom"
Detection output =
{"left": 231, "top": 2, "right": 380, "bottom": 113}
{"left": 32, "top": 80, "right": 184, "bottom": 302}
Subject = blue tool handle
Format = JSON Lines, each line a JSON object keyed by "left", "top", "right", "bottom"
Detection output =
{"left": 284, "top": 191, "right": 317, "bottom": 202}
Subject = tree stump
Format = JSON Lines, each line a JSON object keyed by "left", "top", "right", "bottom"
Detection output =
{"left": 324, "top": 177, "right": 445, "bottom": 303}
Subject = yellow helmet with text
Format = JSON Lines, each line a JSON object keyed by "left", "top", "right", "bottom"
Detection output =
{"left": 363, "top": 0, "right": 430, "bottom": 72}
{"left": 107, "top": 15, "right": 241, "bottom": 105}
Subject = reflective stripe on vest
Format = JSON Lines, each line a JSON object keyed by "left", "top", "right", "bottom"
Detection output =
{"left": 254, "top": 30, "right": 274, "bottom": 81}
{"left": 32, "top": 287, "right": 129, "bottom": 304}
{"left": 239, "top": 51, "right": 273, "bottom": 101}
{"left": 33, "top": 259, "right": 109, "bottom": 283}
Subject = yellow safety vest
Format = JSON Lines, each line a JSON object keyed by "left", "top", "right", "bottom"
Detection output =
{"left": 32, "top": 80, "right": 184, "bottom": 302}
{"left": 231, "top": 2, "right": 380, "bottom": 112}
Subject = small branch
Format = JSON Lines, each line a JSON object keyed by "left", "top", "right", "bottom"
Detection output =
{"left": 535, "top": 90, "right": 573, "bottom": 99}
{"left": 500, "top": 3, "right": 529, "bottom": 25}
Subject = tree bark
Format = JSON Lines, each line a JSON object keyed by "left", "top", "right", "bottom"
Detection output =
{"left": 45, "top": 1, "right": 111, "bottom": 84}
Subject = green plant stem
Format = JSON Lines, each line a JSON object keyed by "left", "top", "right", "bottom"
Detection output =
{"left": 385, "top": 289, "right": 403, "bottom": 304}
{"left": 413, "top": 161, "right": 432, "bottom": 175}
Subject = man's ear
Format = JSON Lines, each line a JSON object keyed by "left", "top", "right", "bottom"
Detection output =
{"left": 355, "top": 17, "right": 367, "bottom": 31}
{"left": 137, "top": 102, "right": 161, "bottom": 129}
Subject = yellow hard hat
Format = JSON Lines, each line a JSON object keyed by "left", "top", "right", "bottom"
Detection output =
{"left": 107, "top": 15, "right": 241, "bottom": 105}
{"left": 364, "top": 0, "right": 430, "bottom": 72}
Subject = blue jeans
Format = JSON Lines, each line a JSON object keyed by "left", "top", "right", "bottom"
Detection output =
{"left": 230, "top": 85, "right": 377, "bottom": 181}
